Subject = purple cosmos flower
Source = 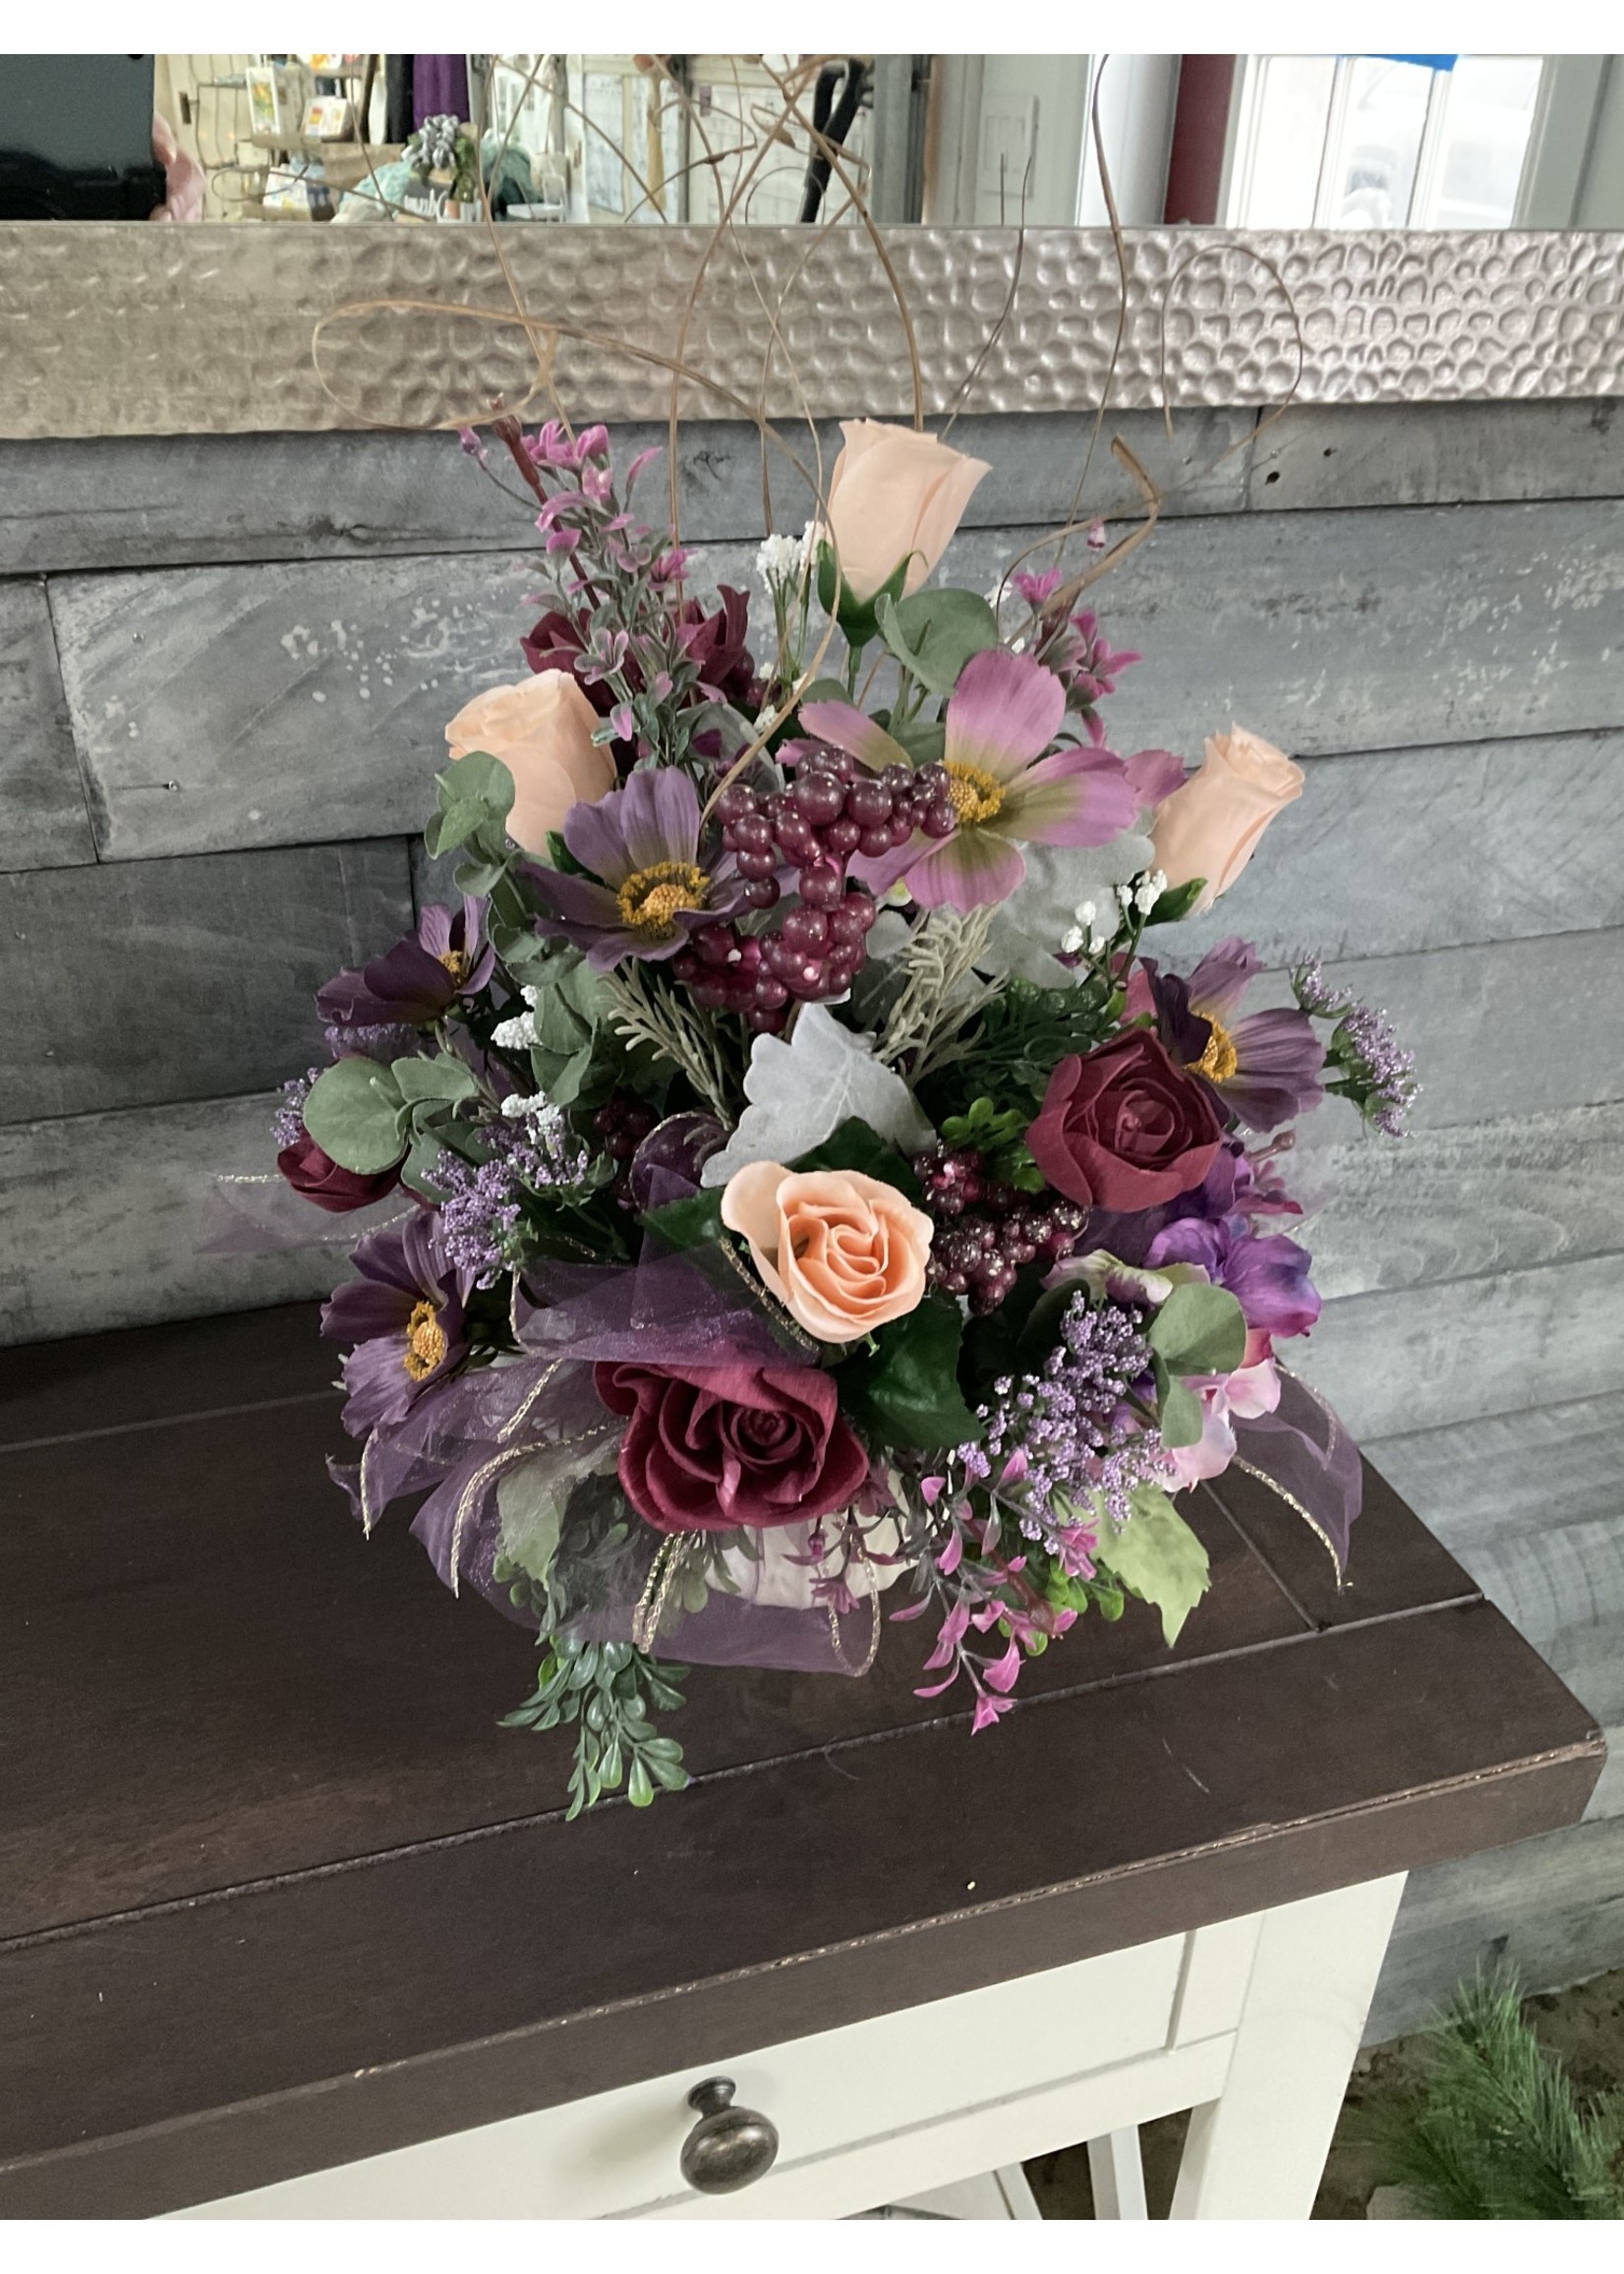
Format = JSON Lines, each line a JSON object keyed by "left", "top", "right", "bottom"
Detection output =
{"left": 320, "top": 1210, "right": 474, "bottom": 1434}
{"left": 803, "top": 649, "right": 1138, "bottom": 911}
{"left": 318, "top": 899, "right": 495, "bottom": 1031}
{"left": 525, "top": 767, "right": 742, "bottom": 969}
{"left": 1145, "top": 1214, "right": 1322, "bottom": 1343}
{"left": 1141, "top": 937, "right": 1324, "bottom": 1133}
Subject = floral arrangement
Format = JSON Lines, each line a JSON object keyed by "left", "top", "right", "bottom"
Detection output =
{"left": 278, "top": 415, "right": 1416, "bottom": 1817}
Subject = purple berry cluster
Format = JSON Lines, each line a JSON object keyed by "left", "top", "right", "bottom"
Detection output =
{"left": 591, "top": 1091, "right": 659, "bottom": 1207}
{"left": 678, "top": 748, "right": 957, "bottom": 1028}
{"left": 913, "top": 1143, "right": 1087, "bottom": 1313}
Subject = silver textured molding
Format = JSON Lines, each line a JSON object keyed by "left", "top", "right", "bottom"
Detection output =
{"left": 4, "top": 223, "right": 1622, "bottom": 439}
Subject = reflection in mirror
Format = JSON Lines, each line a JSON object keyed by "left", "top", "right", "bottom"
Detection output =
{"left": 3, "top": 52, "right": 1621, "bottom": 229}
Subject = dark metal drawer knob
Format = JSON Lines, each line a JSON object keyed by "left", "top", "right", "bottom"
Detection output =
{"left": 679, "top": 2075, "right": 780, "bottom": 2194}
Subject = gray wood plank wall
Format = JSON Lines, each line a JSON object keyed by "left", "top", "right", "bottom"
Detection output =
{"left": 1, "top": 398, "right": 1620, "bottom": 2037}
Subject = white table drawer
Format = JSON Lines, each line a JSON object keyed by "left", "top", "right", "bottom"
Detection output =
{"left": 181, "top": 1923, "right": 1241, "bottom": 2219}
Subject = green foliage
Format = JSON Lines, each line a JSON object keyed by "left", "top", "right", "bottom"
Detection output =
{"left": 793, "top": 1115, "right": 922, "bottom": 1199}
{"left": 301, "top": 1055, "right": 407, "bottom": 1174}
{"left": 940, "top": 1096, "right": 1043, "bottom": 1189}
{"left": 1362, "top": 1969, "right": 1624, "bottom": 2219}
{"left": 837, "top": 1297, "right": 982, "bottom": 1450}
{"left": 499, "top": 1635, "right": 690, "bottom": 1820}
{"left": 815, "top": 542, "right": 908, "bottom": 652}
{"left": 641, "top": 1184, "right": 725, "bottom": 1254}
{"left": 926, "top": 972, "right": 1120, "bottom": 1120}
{"left": 526, "top": 951, "right": 601, "bottom": 1099}
{"left": 1094, "top": 1485, "right": 1211, "bottom": 1647}
{"left": 426, "top": 751, "right": 516, "bottom": 900}
{"left": 1142, "top": 877, "right": 1207, "bottom": 926}
{"left": 875, "top": 587, "right": 1001, "bottom": 696}
{"left": 1144, "top": 1281, "right": 1247, "bottom": 1449}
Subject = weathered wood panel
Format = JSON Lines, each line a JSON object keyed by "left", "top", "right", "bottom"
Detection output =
{"left": 1257, "top": 927, "right": 1624, "bottom": 1139}
{"left": 1363, "top": 1395, "right": 1624, "bottom": 1742}
{"left": 1175, "top": 729, "right": 1624, "bottom": 965}
{"left": 0, "top": 844, "right": 412, "bottom": 1123}
{"left": 1249, "top": 397, "right": 1624, "bottom": 511}
{"left": 0, "top": 411, "right": 1252, "bottom": 576}
{"left": 1019, "top": 497, "right": 1624, "bottom": 766}
{"left": 1367, "top": 1814, "right": 1624, "bottom": 2043}
{"left": 0, "top": 578, "right": 93, "bottom": 872}
{"left": 1303, "top": 1102, "right": 1624, "bottom": 1301}
{"left": 1295, "top": 1254, "right": 1624, "bottom": 1441}
{"left": 0, "top": 1095, "right": 348, "bottom": 1346}
{"left": 1372, "top": 1392, "right": 1624, "bottom": 1548}
{"left": 48, "top": 497, "right": 1624, "bottom": 860}
{"left": 50, "top": 553, "right": 535, "bottom": 858}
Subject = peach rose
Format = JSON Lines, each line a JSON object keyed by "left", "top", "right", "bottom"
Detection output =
{"left": 822, "top": 420, "right": 991, "bottom": 604}
{"left": 444, "top": 672, "right": 616, "bottom": 855}
{"left": 1150, "top": 725, "right": 1305, "bottom": 911}
{"left": 721, "top": 1162, "right": 934, "bottom": 1343}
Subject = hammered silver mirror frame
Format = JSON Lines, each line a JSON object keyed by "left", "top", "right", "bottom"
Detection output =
{"left": 4, "top": 222, "right": 1621, "bottom": 438}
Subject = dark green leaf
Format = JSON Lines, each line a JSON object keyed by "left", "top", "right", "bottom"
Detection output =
{"left": 641, "top": 1186, "right": 725, "bottom": 1254}
{"left": 425, "top": 800, "right": 486, "bottom": 859}
{"left": 1144, "top": 877, "right": 1208, "bottom": 926}
{"left": 792, "top": 1116, "right": 921, "bottom": 1199}
{"left": 815, "top": 542, "right": 908, "bottom": 650}
{"left": 837, "top": 1298, "right": 981, "bottom": 1450}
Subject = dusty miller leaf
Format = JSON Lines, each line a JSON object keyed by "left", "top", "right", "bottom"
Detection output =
{"left": 700, "top": 1004, "right": 934, "bottom": 1186}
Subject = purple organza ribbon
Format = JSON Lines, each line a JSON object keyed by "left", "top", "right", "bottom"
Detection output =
{"left": 197, "top": 1171, "right": 412, "bottom": 1256}
{"left": 334, "top": 1252, "right": 877, "bottom": 1674}
{"left": 1229, "top": 1366, "right": 1363, "bottom": 1581}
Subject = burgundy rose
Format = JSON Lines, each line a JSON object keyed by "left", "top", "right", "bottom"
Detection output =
{"left": 277, "top": 1133, "right": 402, "bottom": 1215}
{"left": 1026, "top": 1031, "right": 1225, "bottom": 1214}
{"left": 594, "top": 1360, "right": 869, "bottom": 1535}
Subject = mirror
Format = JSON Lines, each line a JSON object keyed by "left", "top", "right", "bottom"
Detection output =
{"left": 4, "top": 52, "right": 1621, "bottom": 230}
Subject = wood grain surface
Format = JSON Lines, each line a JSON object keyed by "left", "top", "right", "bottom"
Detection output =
{"left": 0, "top": 1305, "right": 1601, "bottom": 2215}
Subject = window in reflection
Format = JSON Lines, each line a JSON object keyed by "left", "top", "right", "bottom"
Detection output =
{"left": 1223, "top": 54, "right": 1548, "bottom": 230}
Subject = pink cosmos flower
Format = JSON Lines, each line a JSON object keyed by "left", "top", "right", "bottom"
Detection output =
{"left": 802, "top": 648, "right": 1138, "bottom": 911}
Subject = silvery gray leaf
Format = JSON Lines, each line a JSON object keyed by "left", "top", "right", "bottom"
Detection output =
{"left": 700, "top": 1003, "right": 935, "bottom": 1186}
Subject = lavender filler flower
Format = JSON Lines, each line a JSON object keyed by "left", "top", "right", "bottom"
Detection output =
{"left": 435, "top": 1106, "right": 591, "bottom": 1285}
{"left": 271, "top": 1068, "right": 321, "bottom": 1149}
{"left": 1292, "top": 959, "right": 1420, "bottom": 1137}
{"left": 959, "top": 1294, "right": 1174, "bottom": 1541}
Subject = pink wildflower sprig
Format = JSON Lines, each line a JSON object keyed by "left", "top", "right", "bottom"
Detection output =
{"left": 893, "top": 1482, "right": 1078, "bottom": 1730}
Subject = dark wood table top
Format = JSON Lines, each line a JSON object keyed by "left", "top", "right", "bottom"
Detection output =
{"left": 0, "top": 1304, "right": 1602, "bottom": 2215}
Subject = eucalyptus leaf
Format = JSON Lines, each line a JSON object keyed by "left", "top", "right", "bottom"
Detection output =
{"left": 1095, "top": 1485, "right": 1211, "bottom": 1647}
{"left": 391, "top": 1056, "right": 480, "bottom": 1105}
{"left": 1145, "top": 1281, "right": 1247, "bottom": 1379}
{"left": 876, "top": 587, "right": 1001, "bottom": 696}
{"left": 1152, "top": 1359, "right": 1205, "bottom": 1450}
{"left": 438, "top": 750, "right": 514, "bottom": 819}
{"left": 301, "top": 1056, "right": 407, "bottom": 1174}
{"left": 425, "top": 800, "right": 486, "bottom": 859}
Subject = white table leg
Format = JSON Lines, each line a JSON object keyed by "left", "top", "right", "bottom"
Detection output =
{"left": 1086, "top": 2128, "right": 1148, "bottom": 2219}
{"left": 1170, "top": 1872, "right": 1406, "bottom": 2220}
